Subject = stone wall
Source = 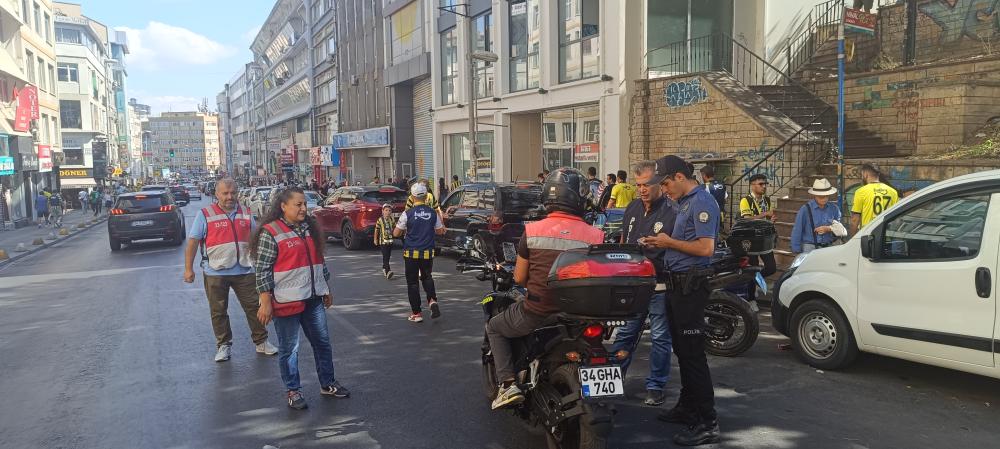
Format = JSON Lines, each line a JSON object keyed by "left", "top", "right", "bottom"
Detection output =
{"left": 842, "top": 158, "right": 1000, "bottom": 205}
{"left": 880, "top": 1, "right": 1000, "bottom": 67}
{"left": 806, "top": 57, "right": 1000, "bottom": 155}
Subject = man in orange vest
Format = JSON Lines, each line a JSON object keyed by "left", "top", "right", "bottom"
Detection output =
{"left": 184, "top": 178, "right": 277, "bottom": 362}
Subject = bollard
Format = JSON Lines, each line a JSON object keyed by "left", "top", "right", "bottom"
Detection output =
{"left": 45, "top": 232, "right": 56, "bottom": 241}
{"left": 59, "top": 228, "right": 69, "bottom": 236}
{"left": 14, "top": 243, "right": 27, "bottom": 252}
{"left": 0, "top": 249, "right": 8, "bottom": 260}
{"left": 77, "top": 223, "right": 86, "bottom": 229}
{"left": 32, "top": 238, "right": 44, "bottom": 246}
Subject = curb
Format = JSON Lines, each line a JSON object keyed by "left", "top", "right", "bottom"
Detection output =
{"left": 0, "top": 216, "right": 108, "bottom": 268}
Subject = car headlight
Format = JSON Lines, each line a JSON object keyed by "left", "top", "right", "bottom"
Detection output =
{"left": 789, "top": 252, "right": 810, "bottom": 270}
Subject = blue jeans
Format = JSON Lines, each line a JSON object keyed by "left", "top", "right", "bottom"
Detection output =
{"left": 610, "top": 292, "right": 672, "bottom": 391}
{"left": 272, "top": 297, "right": 337, "bottom": 391}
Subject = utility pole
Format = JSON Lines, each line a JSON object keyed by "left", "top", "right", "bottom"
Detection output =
{"left": 466, "top": 6, "right": 478, "bottom": 178}
{"left": 837, "top": 0, "right": 846, "bottom": 214}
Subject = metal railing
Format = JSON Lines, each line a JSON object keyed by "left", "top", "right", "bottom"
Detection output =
{"left": 783, "top": 0, "right": 846, "bottom": 80}
{"left": 724, "top": 106, "right": 837, "bottom": 228}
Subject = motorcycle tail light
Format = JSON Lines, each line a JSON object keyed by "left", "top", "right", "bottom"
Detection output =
{"left": 582, "top": 324, "right": 604, "bottom": 339}
{"left": 565, "top": 351, "right": 581, "bottom": 362}
{"left": 739, "top": 257, "right": 750, "bottom": 268}
{"left": 590, "top": 356, "right": 608, "bottom": 365}
{"left": 614, "top": 350, "right": 629, "bottom": 361}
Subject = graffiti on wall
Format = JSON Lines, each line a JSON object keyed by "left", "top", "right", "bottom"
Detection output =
{"left": 919, "top": 0, "right": 1000, "bottom": 44}
{"left": 665, "top": 78, "right": 709, "bottom": 108}
{"left": 735, "top": 140, "right": 786, "bottom": 187}
{"left": 846, "top": 164, "right": 936, "bottom": 194}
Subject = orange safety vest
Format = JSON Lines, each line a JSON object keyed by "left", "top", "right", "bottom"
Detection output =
{"left": 201, "top": 203, "right": 253, "bottom": 270}
{"left": 264, "top": 220, "right": 330, "bottom": 316}
{"left": 523, "top": 212, "right": 605, "bottom": 315}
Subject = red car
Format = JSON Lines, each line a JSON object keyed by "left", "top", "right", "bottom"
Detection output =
{"left": 313, "top": 186, "right": 408, "bottom": 250}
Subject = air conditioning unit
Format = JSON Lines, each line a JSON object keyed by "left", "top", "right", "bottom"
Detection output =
{"left": 350, "top": 75, "right": 359, "bottom": 86}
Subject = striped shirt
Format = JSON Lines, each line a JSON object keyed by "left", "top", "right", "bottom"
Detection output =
{"left": 405, "top": 191, "right": 439, "bottom": 210}
{"left": 254, "top": 218, "right": 331, "bottom": 293}
{"left": 374, "top": 216, "right": 396, "bottom": 245}
{"left": 402, "top": 248, "right": 437, "bottom": 259}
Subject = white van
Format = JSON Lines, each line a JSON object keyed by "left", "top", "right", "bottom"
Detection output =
{"left": 773, "top": 170, "right": 1000, "bottom": 378}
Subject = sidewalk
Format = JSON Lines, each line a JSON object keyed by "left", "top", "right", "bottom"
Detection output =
{"left": 0, "top": 208, "right": 108, "bottom": 262}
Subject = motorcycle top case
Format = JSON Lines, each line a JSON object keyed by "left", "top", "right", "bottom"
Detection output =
{"left": 547, "top": 244, "right": 656, "bottom": 317}
{"left": 726, "top": 219, "right": 776, "bottom": 257}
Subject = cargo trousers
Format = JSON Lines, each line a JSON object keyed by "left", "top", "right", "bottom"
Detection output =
{"left": 203, "top": 273, "right": 269, "bottom": 348}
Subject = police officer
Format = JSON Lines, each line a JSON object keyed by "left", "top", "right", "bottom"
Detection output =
{"left": 609, "top": 160, "right": 676, "bottom": 407}
{"left": 640, "top": 155, "right": 720, "bottom": 446}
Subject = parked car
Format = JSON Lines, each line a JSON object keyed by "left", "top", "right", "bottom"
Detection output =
{"left": 186, "top": 184, "right": 202, "bottom": 201}
{"left": 304, "top": 190, "right": 322, "bottom": 210}
{"left": 248, "top": 186, "right": 275, "bottom": 218}
{"left": 107, "top": 190, "right": 186, "bottom": 251}
{"left": 773, "top": 170, "right": 1000, "bottom": 379}
{"left": 437, "top": 182, "right": 545, "bottom": 253}
{"left": 313, "top": 186, "right": 407, "bottom": 250}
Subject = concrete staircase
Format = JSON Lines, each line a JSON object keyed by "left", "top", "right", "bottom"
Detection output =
{"left": 770, "top": 163, "right": 841, "bottom": 272}
{"left": 750, "top": 84, "right": 905, "bottom": 158}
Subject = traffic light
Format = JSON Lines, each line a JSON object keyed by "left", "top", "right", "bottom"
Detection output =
{"left": 169, "top": 149, "right": 175, "bottom": 158}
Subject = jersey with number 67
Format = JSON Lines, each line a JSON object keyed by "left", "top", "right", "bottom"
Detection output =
{"left": 852, "top": 182, "right": 899, "bottom": 227}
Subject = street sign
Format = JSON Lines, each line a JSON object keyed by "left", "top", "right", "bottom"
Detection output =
{"left": 844, "top": 8, "right": 876, "bottom": 35}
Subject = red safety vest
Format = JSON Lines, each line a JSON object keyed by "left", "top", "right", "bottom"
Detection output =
{"left": 264, "top": 220, "right": 330, "bottom": 315}
{"left": 523, "top": 212, "right": 605, "bottom": 315}
{"left": 201, "top": 204, "right": 253, "bottom": 270}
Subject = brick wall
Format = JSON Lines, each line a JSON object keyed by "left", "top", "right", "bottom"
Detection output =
{"left": 806, "top": 57, "right": 1000, "bottom": 155}
{"left": 869, "top": 1, "right": 1000, "bottom": 68}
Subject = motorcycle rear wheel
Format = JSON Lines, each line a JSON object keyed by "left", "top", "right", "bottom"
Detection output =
{"left": 704, "top": 290, "right": 759, "bottom": 357}
{"left": 545, "top": 365, "right": 607, "bottom": 449}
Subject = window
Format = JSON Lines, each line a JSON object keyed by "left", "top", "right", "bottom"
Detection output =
{"left": 58, "top": 63, "right": 79, "bottom": 82}
{"left": 461, "top": 188, "right": 480, "bottom": 208}
{"left": 508, "top": 0, "right": 540, "bottom": 92}
{"left": 442, "top": 189, "right": 463, "bottom": 209}
{"left": 24, "top": 50, "right": 34, "bottom": 83}
{"left": 37, "top": 57, "right": 44, "bottom": 91}
{"left": 32, "top": 3, "right": 39, "bottom": 33}
{"left": 20, "top": 0, "right": 27, "bottom": 24}
{"left": 543, "top": 123, "right": 556, "bottom": 143}
{"left": 562, "top": 123, "right": 574, "bottom": 142}
{"left": 63, "top": 147, "right": 84, "bottom": 165}
{"left": 880, "top": 193, "right": 990, "bottom": 260}
{"left": 44, "top": 13, "right": 50, "bottom": 43}
{"left": 48, "top": 64, "right": 54, "bottom": 92}
{"left": 473, "top": 13, "right": 493, "bottom": 99}
{"left": 583, "top": 120, "right": 599, "bottom": 142}
{"left": 440, "top": 28, "right": 458, "bottom": 104}
{"left": 388, "top": 1, "right": 423, "bottom": 66}
{"left": 55, "top": 27, "right": 82, "bottom": 44}
{"left": 40, "top": 113, "right": 49, "bottom": 143}
{"left": 558, "top": 0, "right": 600, "bottom": 82}
{"left": 542, "top": 104, "right": 599, "bottom": 174}
{"left": 60, "top": 100, "right": 81, "bottom": 128}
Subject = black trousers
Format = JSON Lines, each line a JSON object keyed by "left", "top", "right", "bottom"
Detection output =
{"left": 747, "top": 252, "right": 776, "bottom": 302}
{"left": 404, "top": 257, "right": 437, "bottom": 313}
{"left": 666, "top": 278, "right": 717, "bottom": 423}
{"left": 380, "top": 244, "right": 393, "bottom": 272}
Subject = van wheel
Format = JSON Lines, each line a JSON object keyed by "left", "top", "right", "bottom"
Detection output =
{"left": 790, "top": 299, "right": 858, "bottom": 370}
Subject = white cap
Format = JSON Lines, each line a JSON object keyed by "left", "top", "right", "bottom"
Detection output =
{"left": 410, "top": 183, "right": 427, "bottom": 197}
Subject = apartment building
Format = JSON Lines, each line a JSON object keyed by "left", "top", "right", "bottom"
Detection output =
{"left": 18, "top": 0, "right": 59, "bottom": 192}
{"left": 146, "top": 111, "right": 219, "bottom": 177}
{"left": 107, "top": 30, "right": 129, "bottom": 176}
{"left": 0, "top": 0, "right": 35, "bottom": 227}
{"left": 383, "top": 0, "right": 433, "bottom": 182}
{"left": 310, "top": 0, "right": 336, "bottom": 183}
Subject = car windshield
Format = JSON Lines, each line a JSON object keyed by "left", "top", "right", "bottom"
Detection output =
{"left": 260, "top": 191, "right": 271, "bottom": 200}
{"left": 304, "top": 191, "right": 321, "bottom": 202}
{"left": 500, "top": 187, "right": 543, "bottom": 211}
{"left": 116, "top": 196, "right": 166, "bottom": 213}
{"left": 363, "top": 191, "right": 406, "bottom": 203}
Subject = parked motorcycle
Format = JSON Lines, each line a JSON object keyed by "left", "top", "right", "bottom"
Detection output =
{"left": 703, "top": 247, "right": 764, "bottom": 357}
{"left": 457, "top": 231, "right": 654, "bottom": 449}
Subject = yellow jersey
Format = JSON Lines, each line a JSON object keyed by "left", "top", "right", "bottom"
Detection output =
{"left": 609, "top": 183, "right": 637, "bottom": 208}
{"left": 851, "top": 182, "right": 899, "bottom": 227}
{"left": 405, "top": 191, "right": 438, "bottom": 210}
{"left": 739, "top": 195, "right": 772, "bottom": 218}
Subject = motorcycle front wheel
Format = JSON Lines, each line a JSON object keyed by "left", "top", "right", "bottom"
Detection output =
{"left": 545, "top": 365, "right": 607, "bottom": 449}
{"left": 704, "top": 290, "right": 760, "bottom": 357}
{"left": 482, "top": 331, "right": 499, "bottom": 401}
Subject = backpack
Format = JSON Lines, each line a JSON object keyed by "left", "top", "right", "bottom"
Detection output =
{"left": 49, "top": 195, "right": 62, "bottom": 207}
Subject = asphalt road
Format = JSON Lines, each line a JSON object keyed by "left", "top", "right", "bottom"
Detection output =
{"left": 2, "top": 197, "right": 1000, "bottom": 449}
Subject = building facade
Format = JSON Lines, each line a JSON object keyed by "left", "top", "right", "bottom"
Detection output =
{"left": 19, "top": 0, "right": 59, "bottom": 195}
{"left": 107, "top": 30, "right": 129, "bottom": 179}
{"left": 310, "top": 0, "right": 336, "bottom": 183}
{"left": 146, "top": 111, "right": 219, "bottom": 178}
{"left": 0, "top": 0, "right": 35, "bottom": 227}
{"left": 383, "top": 0, "right": 433, "bottom": 182}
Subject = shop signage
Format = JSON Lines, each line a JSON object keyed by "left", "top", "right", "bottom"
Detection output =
{"left": 18, "top": 151, "right": 38, "bottom": 171}
{"left": 511, "top": 2, "right": 527, "bottom": 15}
{"left": 0, "top": 156, "right": 13, "bottom": 175}
{"left": 574, "top": 143, "right": 600, "bottom": 163}
{"left": 309, "top": 147, "right": 323, "bottom": 165}
{"left": 333, "top": 127, "right": 390, "bottom": 149}
{"left": 844, "top": 8, "right": 876, "bottom": 35}
{"left": 59, "top": 168, "right": 93, "bottom": 178}
{"left": 12, "top": 85, "right": 38, "bottom": 132}
{"left": 320, "top": 145, "right": 335, "bottom": 167}
{"left": 37, "top": 144, "right": 52, "bottom": 173}
{"left": 475, "top": 158, "right": 492, "bottom": 169}
{"left": 279, "top": 146, "right": 296, "bottom": 165}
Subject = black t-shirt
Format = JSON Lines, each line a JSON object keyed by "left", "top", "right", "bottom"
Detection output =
{"left": 621, "top": 197, "right": 677, "bottom": 280}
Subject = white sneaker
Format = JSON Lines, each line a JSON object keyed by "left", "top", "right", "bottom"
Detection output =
{"left": 215, "top": 345, "right": 232, "bottom": 362}
{"left": 256, "top": 341, "right": 279, "bottom": 355}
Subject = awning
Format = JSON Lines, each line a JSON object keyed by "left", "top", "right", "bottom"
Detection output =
{"left": 60, "top": 178, "right": 97, "bottom": 188}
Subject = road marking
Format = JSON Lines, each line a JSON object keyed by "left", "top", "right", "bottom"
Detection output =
{"left": 330, "top": 312, "right": 376, "bottom": 346}
{"left": 0, "top": 265, "right": 175, "bottom": 288}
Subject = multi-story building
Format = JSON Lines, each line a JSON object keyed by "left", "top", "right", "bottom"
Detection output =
{"left": 217, "top": 64, "right": 256, "bottom": 181}
{"left": 250, "top": 0, "right": 314, "bottom": 183}
{"left": 20, "top": 0, "right": 59, "bottom": 192}
{"left": 0, "top": 0, "right": 36, "bottom": 227}
{"left": 383, "top": 0, "right": 433, "bottom": 182}
{"left": 107, "top": 30, "right": 130, "bottom": 177}
{"left": 52, "top": 2, "right": 111, "bottom": 200}
{"left": 146, "top": 111, "right": 219, "bottom": 177}
{"left": 430, "top": 0, "right": 767, "bottom": 182}
{"left": 334, "top": 0, "right": 391, "bottom": 184}
{"left": 309, "top": 0, "right": 336, "bottom": 183}
{"left": 127, "top": 97, "right": 150, "bottom": 178}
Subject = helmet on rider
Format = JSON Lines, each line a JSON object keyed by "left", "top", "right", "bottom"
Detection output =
{"left": 541, "top": 167, "right": 592, "bottom": 216}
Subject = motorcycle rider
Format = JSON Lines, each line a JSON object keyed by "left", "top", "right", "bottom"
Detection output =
{"left": 486, "top": 168, "right": 605, "bottom": 410}
{"left": 610, "top": 160, "right": 677, "bottom": 406}
{"left": 640, "top": 155, "right": 721, "bottom": 446}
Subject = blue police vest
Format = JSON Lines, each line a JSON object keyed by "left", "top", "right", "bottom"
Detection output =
{"left": 403, "top": 205, "right": 437, "bottom": 252}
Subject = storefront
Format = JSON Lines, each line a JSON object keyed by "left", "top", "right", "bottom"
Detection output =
{"left": 0, "top": 143, "right": 14, "bottom": 228}
{"left": 58, "top": 167, "right": 98, "bottom": 210}
{"left": 333, "top": 127, "right": 391, "bottom": 185}
{"left": 541, "top": 104, "right": 600, "bottom": 175}
{"left": 447, "top": 131, "right": 494, "bottom": 183}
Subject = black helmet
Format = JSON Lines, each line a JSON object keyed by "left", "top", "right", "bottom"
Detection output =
{"left": 542, "top": 167, "right": 592, "bottom": 215}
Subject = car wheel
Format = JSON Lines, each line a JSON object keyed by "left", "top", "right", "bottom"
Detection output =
{"left": 110, "top": 238, "right": 122, "bottom": 252}
{"left": 790, "top": 299, "right": 858, "bottom": 370}
{"left": 342, "top": 222, "right": 363, "bottom": 250}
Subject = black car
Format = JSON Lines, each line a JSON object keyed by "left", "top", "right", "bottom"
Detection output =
{"left": 439, "top": 182, "right": 544, "bottom": 253}
{"left": 141, "top": 184, "right": 187, "bottom": 205}
{"left": 108, "top": 191, "right": 186, "bottom": 251}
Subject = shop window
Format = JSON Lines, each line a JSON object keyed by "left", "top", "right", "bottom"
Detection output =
{"left": 542, "top": 104, "right": 599, "bottom": 174}
{"left": 388, "top": 1, "right": 423, "bottom": 66}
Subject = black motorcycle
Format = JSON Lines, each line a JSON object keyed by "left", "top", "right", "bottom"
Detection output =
{"left": 458, "top": 232, "right": 654, "bottom": 449}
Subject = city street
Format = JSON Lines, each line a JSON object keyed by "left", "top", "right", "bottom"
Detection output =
{"left": 2, "top": 198, "right": 1000, "bottom": 449}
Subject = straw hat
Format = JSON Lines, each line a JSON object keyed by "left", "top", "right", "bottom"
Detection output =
{"left": 808, "top": 178, "right": 838, "bottom": 196}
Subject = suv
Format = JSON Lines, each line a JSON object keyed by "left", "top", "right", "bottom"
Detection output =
{"left": 313, "top": 186, "right": 407, "bottom": 250}
{"left": 186, "top": 184, "right": 202, "bottom": 201}
{"left": 438, "top": 182, "right": 544, "bottom": 253}
{"left": 248, "top": 186, "right": 276, "bottom": 218}
{"left": 108, "top": 191, "right": 186, "bottom": 251}
{"left": 773, "top": 170, "right": 1000, "bottom": 379}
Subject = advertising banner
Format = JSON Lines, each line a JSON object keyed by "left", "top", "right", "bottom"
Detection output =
{"left": 37, "top": 144, "right": 52, "bottom": 173}
{"left": 574, "top": 143, "right": 600, "bottom": 163}
{"left": 0, "top": 156, "right": 13, "bottom": 175}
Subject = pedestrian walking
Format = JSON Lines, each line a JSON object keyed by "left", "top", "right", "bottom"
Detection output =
{"left": 850, "top": 163, "right": 898, "bottom": 235}
{"left": 78, "top": 190, "right": 88, "bottom": 211}
{"left": 791, "top": 179, "right": 845, "bottom": 254}
{"left": 393, "top": 182, "right": 446, "bottom": 323}
{"left": 90, "top": 189, "right": 101, "bottom": 216}
{"left": 48, "top": 190, "right": 64, "bottom": 228}
{"left": 251, "top": 186, "right": 350, "bottom": 410}
{"left": 183, "top": 178, "right": 277, "bottom": 363}
{"left": 35, "top": 191, "right": 49, "bottom": 227}
{"left": 451, "top": 175, "right": 461, "bottom": 192}
{"left": 437, "top": 177, "right": 449, "bottom": 200}
{"left": 103, "top": 190, "right": 113, "bottom": 211}
{"left": 643, "top": 155, "right": 721, "bottom": 446}
{"left": 374, "top": 204, "right": 396, "bottom": 279}
{"left": 610, "top": 161, "right": 676, "bottom": 407}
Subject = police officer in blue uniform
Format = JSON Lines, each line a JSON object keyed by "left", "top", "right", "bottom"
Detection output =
{"left": 640, "top": 155, "right": 721, "bottom": 446}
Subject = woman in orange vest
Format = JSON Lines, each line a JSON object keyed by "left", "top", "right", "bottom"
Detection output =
{"left": 250, "top": 187, "right": 351, "bottom": 410}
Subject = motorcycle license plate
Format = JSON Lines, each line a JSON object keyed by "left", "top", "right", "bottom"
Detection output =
{"left": 579, "top": 366, "right": 624, "bottom": 398}
{"left": 131, "top": 220, "right": 154, "bottom": 227}
{"left": 754, "top": 272, "right": 768, "bottom": 295}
